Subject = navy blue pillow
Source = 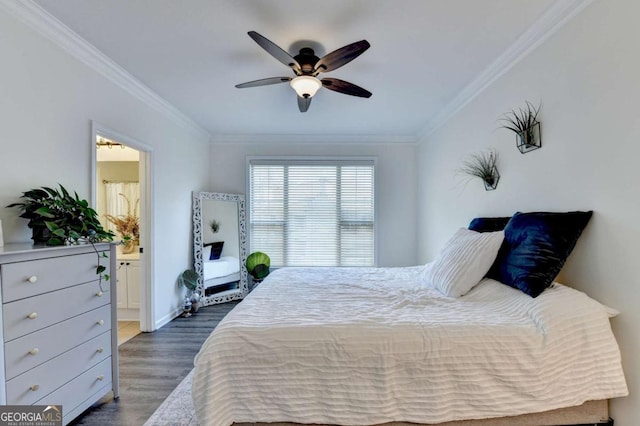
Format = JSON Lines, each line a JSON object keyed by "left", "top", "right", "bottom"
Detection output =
{"left": 207, "top": 241, "right": 224, "bottom": 260}
{"left": 486, "top": 211, "right": 593, "bottom": 297}
{"left": 468, "top": 216, "right": 511, "bottom": 233}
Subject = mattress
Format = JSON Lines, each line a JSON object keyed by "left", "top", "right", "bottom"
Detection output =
{"left": 203, "top": 256, "right": 240, "bottom": 281}
{"left": 193, "top": 266, "right": 627, "bottom": 426}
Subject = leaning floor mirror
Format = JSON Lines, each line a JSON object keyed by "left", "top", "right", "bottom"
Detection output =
{"left": 192, "top": 191, "right": 248, "bottom": 306}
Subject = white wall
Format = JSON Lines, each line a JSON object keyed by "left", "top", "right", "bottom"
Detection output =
{"left": 0, "top": 8, "right": 210, "bottom": 329}
{"left": 201, "top": 199, "right": 239, "bottom": 258}
{"left": 416, "top": 0, "right": 639, "bottom": 422}
{"left": 209, "top": 142, "right": 418, "bottom": 267}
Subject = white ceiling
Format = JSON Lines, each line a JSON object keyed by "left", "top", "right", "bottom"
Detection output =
{"left": 31, "top": 0, "right": 565, "bottom": 142}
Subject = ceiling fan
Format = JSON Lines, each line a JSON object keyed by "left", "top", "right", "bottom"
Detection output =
{"left": 235, "top": 31, "right": 372, "bottom": 112}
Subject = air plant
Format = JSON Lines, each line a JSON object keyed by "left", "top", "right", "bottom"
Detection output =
{"left": 499, "top": 101, "right": 541, "bottom": 153}
{"left": 499, "top": 101, "right": 540, "bottom": 134}
{"left": 458, "top": 149, "right": 500, "bottom": 191}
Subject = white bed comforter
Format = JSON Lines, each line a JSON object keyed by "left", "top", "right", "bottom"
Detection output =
{"left": 193, "top": 266, "right": 627, "bottom": 426}
{"left": 203, "top": 256, "right": 240, "bottom": 281}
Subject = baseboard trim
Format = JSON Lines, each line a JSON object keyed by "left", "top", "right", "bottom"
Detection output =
{"left": 154, "top": 307, "right": 183, "bottom": 330}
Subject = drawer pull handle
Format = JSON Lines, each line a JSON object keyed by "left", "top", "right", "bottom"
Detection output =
{"left": 97, "top": 375, "right": 105, "bottom": 381}
{"left": 96, "top": 291, "right": 104, "bottom": 297}
{"left": 96, "top": 347, "right": 104, "bottom": 353}
{"left": 28, "top": 348, "right": 39, "bottom": 356}
{"left": 27, "top": 312, "right": 38, "bottom": 320}
{"left": 30, "top": 384, "right": 40, "bottom": 391}
{"left": 28, "top": 276, "right": 38, "bottom": 283}
{"left": 96, "top": 319, "right": 104, "bottom": 326}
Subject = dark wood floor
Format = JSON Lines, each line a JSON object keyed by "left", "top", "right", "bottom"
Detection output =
{"left": 70, "top": 302, "right": 238, "bottom": 426}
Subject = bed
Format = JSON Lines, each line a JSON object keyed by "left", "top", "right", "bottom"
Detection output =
{"left": 192, "top": 266, "right": 628, "bottom": 426}
{"left": 203, "top": 255, "right": 241, "bottom": 287}
{"left": 201, "top": 242, "right": 241, "bottom": 294}
{"left": 193, "top": 212, "right": 628, "bottom": 425}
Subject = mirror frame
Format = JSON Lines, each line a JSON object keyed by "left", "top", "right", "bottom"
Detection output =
{"left": 192, "top": 191, "right": 248, "bottom": 306}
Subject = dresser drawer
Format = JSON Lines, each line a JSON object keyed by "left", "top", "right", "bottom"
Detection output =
{"left": 6, "top": 332, "right": 111, "bottom": 405}
{"left": 3, "top": 281, "right": 110, "bottom": 342}
{"left": 4, "top": 305, "right": 111, "bottom": 380}
{"left": 36, "top": 357, "right": 112, "bottom": 423}
{"left": 1, "top": 251, "right": 110, "bottom": 303}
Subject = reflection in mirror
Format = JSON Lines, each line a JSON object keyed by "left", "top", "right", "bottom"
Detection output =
{"left": 192, "top": 192, "right": 247, "bottom": 306}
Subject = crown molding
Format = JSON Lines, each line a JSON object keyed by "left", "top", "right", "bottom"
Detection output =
{"left": 0, "top": 0, "right": 210, "bottom": 141}
{"left": 209, "top": 133, "right": 418, "bottom": 145}
{"left": 417, "top": 0, "right": 597, "bottom": 142}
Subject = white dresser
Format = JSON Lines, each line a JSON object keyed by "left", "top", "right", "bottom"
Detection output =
{"left": 0, "top": 243, "right": 119, "bottom": 425}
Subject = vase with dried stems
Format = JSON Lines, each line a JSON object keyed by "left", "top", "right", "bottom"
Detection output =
{"left": 104, "top": 193, "right": 140, "bottom": 254}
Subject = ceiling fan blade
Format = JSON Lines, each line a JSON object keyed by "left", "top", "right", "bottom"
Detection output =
{"left": 248, "top": 31, "right": 301, "bottom": 73}
{"left": 314, "top": 40, "right": 370, "bottom": 74}
{"left": 235, "top": 77, "right": 292, "bottom": 88}
{"left": 321, "top": 78, "right": 372, "bottom": 98}
{"left": 297, "top": 95, "right": 312, "bottom": 112}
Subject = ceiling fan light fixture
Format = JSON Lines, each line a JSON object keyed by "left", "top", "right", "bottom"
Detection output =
{"left": 290, "top": 75, "right": 322, "bottom": 98}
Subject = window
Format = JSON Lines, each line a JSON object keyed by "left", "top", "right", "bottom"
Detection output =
{"left": 249, "top": 158, "right": 375, "bottom": 267}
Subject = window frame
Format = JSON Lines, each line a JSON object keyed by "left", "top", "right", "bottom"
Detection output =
{"left": 246, "top": 156, "right": 378, "bottom": 267}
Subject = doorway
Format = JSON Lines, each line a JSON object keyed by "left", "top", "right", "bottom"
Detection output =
{"left": 91, "top": 121, "right": 154, "bottom": 333}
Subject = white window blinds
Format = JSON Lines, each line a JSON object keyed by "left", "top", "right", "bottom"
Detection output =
{"left": 249, "top": 159, "right": 375, "bottom": 267}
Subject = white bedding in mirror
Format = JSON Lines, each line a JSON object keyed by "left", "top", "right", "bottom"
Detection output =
{"left": 203, "top": 256, "right": 240, "bottom": 281}
{"left": 193, "top": 266, "right": 627, "bottom": 426}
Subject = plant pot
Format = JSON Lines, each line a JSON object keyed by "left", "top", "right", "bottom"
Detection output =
{"left": 483, "top": 166, "right": 500, "bottom": 191}
{"left": 122, "top": 240, "right": 136, "bottom": 254}
{"left": 516, "top": 122, "right": 541, "bottom": 154}
{"left": 31, "top": 225, "right": 52, "bottom": 245}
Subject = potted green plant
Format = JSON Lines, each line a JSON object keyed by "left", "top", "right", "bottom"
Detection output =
{"left": 7, "top": 184, "right": 115, "bottom": 283}
{"left": 7, "top": 184, "right": 114, "bottom": 245}
{"left": 179, "top": 269, "right": 201, "bottom": 315}
{"left": 246, "top": 251, "right": 271, "bottom": 287}
{"left": 458, "top": 149, "right": 500, "bottom": 191}
{"left": 499, "top": 101, "right": 541, "bottom": 153}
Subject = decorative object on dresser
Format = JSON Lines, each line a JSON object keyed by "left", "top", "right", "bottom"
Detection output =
{"left": 0, "top": 243, "right": 119, "bottom": 425}
{"left": 458, "top": 149, "right": 500, "bottom": 191}
{"left": 499, "top": 100, "right": 542, "bottom": 154}
{"left": 192, "top": 192, "right": 248, "bottom": 306}
{"left": 6, "top": 185, "right": 115, "bottom": 246}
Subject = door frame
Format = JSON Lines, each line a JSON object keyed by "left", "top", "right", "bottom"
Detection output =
{"left": 90, "top": 121, "right": 155, "bottom": 332}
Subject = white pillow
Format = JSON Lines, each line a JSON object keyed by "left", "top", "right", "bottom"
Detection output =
{"left": 203, "top": 244, "right": 212, "bottom": 260}
{"left": 423, "top": 228, "right": 504, "bottom": 297}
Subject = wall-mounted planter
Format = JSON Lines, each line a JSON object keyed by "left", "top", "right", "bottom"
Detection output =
{"left": 459, "top": 149, "right": 500, "bottom": 192}
{"left": 500, "top": 101, "right": 541, "bottom": 154}
{"left": 483, "top": 166, "right": 500, "bottom": 191}
{"left": 516, "top": 121, "right": 541, "bottom": 154}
